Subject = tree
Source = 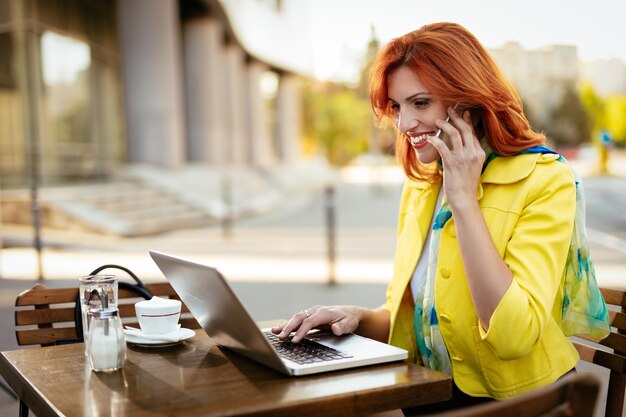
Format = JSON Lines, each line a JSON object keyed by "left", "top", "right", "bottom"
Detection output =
{"left": 580, "top": 82, "right": 625, "bottom": 146}
{"left": 543, "top": 84, "right": 592, "bottom": 147}
{"left": 580, "top": 82, "right": 607, "bottom": 141}
{"left": 605, "top": 96, "right": 626, "bottom": 144}
{"left": 301, "top": 82, "right": 371, "bottom": 165}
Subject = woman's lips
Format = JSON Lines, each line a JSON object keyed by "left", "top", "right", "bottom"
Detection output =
{"left": 407, "top": 132, "right": 433, "bottom": 149}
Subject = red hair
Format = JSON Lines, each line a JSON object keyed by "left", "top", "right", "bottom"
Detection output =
{"left": 369, "top": 22, "right": 545, "bottom": 181}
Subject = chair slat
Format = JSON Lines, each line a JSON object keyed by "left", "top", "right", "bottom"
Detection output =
{"left": 574, "top": 342, "right": 596, "bottom": 363}
{"left": 600, "top": 332, "right": 626, "bottom": 354}
{"left": 118, "top": 303, "right": 137, "bottom": 318}
{"left": 145, "top": 282, "right": 180, "bottom": 297}
{"left": 180, "top": 317, "right": 202, "bottom": 330}
{"left": 583, "top": 345, "right": 625, "bottom": 373}
{"left": 15, "top": 307, "right": 75, "bottom": 326}
{"left": 601, "top": 288, "right": 626, "bottom": 307}
{"left": 16, "top": 327, "right": 78, "bottom": 347}
{"left": 574, "top": 339, "right": 626, "bottom": 373}
{"left": 15, "top": 286, "right": 77, "bottom": 306}
{"left": 609, "top": 310, "right": 626, "bottom": 333}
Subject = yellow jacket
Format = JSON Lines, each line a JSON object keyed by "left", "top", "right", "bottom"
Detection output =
{"left": 383, "top": 153, "right": 579, "bottom": 399}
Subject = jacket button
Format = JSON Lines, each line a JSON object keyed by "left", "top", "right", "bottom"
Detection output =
{"left": 451, "top": 354, "right": 464, "bottom": 362}
{"left": 439, "top": 313, "right": 451, "bottom": 323}
{"left": 440, "top": 267, "right": 451, "bottom": 279}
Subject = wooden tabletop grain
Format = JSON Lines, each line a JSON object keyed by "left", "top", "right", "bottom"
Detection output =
{"left": 0, "top": 330, "right": 451, "bottom": 417}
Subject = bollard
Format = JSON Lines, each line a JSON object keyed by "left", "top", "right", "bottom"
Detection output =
{"left": 221, "top": 175, "right": 233, "bottom": 239}
{"left": 31, "top": 190, "right": 44, "bottom": 281}
{"left": 325, "top": 185, "right": 336, "bottom": 285}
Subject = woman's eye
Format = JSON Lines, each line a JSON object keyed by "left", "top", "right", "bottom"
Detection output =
{"left": 414, "top": 99, "right": 430, "bottom": 108}
{"left": 388, "top": 103, "right": 400, "bottom": 117}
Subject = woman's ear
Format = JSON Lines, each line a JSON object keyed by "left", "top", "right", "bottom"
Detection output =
{"left": 470, "top": 108, "right": 481, "bottom": 128}
{"left": 470, "top": 108, "right": 484, "bottom": 138}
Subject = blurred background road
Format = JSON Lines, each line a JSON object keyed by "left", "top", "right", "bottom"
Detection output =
{"left": 2, "top": 151, "right": 625, "bottom": 286}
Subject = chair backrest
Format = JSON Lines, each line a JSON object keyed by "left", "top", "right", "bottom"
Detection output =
{"left": 15, "top": 282, "right": 201, "bottom": 347}
{"left": 572, "top": 287, "right": 626, "bottom": 417}
{"left": 421, "top": 372, "right": 600, "bottom": 417}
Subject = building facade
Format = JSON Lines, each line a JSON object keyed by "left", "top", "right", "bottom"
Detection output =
{"left": 580, "top": 58, "right": 626, "bottom": 97}
{"left": 0, "top": 0, "right": 306, "bottom": 188}
{"left": 489, "top": 41, "right": 579, "bottom": 126}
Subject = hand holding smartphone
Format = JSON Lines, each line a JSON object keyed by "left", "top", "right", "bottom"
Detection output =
{"left": 433, "top": 104, "right": 458, "bottom": 142}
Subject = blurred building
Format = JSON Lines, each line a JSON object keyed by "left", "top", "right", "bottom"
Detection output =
{"left": 0, "top": 0, "right": 312, "bottom": 188}
{"left": 489, "top": 41, "right": 579, "bottom": 125}
{"left": 580, "top": 58, "right": 626, "bottom": 96}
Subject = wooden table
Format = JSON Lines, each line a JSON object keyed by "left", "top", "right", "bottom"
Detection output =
{"left": 0, "top": 330, "right": 452, "bottom": 417}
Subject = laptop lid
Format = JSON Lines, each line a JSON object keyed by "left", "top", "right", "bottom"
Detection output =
{"left": 149, "top": 250, "right": 408, "bottom": 376}
{"left": 149, "top": 250, "right": 290, "bottom": 375}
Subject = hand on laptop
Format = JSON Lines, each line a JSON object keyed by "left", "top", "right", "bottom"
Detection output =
{"left": 271, "top": 305, "right": 367, "bottom": 343}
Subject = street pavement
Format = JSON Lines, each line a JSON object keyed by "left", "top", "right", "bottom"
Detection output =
{"left": 1, "top": 148, "right": 625, "bottom": 416}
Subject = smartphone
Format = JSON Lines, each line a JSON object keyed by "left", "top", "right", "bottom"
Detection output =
{"left": 434, "top": 104, "right": 459, "bottom": 140}
{"left": 434, "top": 115, "right": 451, "bottom": 139}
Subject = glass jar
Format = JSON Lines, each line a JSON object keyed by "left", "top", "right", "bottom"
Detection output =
{"left": 86, "top": 307, "right": 126, "bottom": 372}
{"left": 78, "top": 275, "right": 118, "bottom": 345}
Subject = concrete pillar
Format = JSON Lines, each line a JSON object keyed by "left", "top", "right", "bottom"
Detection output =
{"left": 245, "top": 61, "right": 273, "bottom": 167}
{"left": 182, "top": 17, "right": 228, "bottom": 164}
{"left": 224, "top": 44, "right": 246, "bottom": 165}
{"left": 117, "top": 0, "right": 185, "bottom": 168}
{"left": 275, "top": 73, "right": 301, "bottom": 163}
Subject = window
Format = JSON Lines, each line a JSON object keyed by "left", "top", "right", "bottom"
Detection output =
{"left": 40, "top": 31, "right": 93, "bottom": 180}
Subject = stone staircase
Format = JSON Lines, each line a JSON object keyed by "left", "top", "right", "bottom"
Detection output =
{"left": 49, "top": 180, "right": 215, "bottom": 236}
{"left": 1, "top": 160, "right": 337, "bottom": 237}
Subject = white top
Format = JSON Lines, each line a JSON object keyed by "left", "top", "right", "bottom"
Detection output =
{"left": 411, "top": 188, "right": 444, "bottom": 301}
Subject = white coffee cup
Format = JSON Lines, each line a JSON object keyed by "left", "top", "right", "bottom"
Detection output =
{"left": 135, "top": 296, "right": 182, "bottom": 334}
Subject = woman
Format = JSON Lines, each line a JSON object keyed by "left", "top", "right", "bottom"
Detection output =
{"left": 272, "top": 22, "right": 580, "bottom": 410}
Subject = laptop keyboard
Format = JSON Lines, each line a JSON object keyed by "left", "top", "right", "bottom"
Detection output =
{"left": 264, "top": 332, "right": 354, "bottom": 365}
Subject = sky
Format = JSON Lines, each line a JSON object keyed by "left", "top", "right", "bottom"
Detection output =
{"left": 41, "top": 32, "right": 90, "bottom": 84}
{"left": 307, "top": 0, "right": 626, "bottom": 83}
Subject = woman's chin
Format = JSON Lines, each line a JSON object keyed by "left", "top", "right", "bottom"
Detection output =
{"left": 414, "top": 148, "right": 440, "bottom": 165}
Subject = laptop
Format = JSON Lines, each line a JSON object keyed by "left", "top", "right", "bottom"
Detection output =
{"left": 149, "top": 250, "right": 408, "bottom": 376}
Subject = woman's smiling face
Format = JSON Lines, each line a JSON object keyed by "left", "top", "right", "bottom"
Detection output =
{"left": 388, "top": 66, "right": 449, "bottom": 165}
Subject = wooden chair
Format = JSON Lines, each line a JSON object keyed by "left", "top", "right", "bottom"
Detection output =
{"left": 418, "top": 372, "right": 600, "bottom": 417}
{"left": 572, "top": 287, "right": 626, "bottom": 417}
{"left": 14, "top": 281, "right": 202, "bottom": 347}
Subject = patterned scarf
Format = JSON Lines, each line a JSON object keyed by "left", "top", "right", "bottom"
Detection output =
{"left": 413, "top": 146, "right": 611, "bottom": 374}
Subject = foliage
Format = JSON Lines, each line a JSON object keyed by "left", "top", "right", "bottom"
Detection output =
{"left": 301, "top": 81, "right": 372, "bottom": 165}
{"left": 542, "top": 84, "right": 592, "bottom": 147}
{"left": 605, "top": 96, "right": 626, "bottom": 143}
{"left": 580, "top": 82, "right": 607, "bottom": 132}
{"left": 580, "top": 82, "right": 626, "bottom": 145}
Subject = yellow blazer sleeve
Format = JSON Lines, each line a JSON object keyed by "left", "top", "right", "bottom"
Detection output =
{"left": 479, "top": 159, "right": 576, "bottom": 359}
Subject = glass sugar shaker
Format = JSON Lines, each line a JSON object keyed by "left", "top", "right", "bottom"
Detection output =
{"left": 86, "top": 306, "right": 126, "bottom": 372}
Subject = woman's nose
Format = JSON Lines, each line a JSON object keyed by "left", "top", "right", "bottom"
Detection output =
{"left": 397, "top": 110, "right": 417, "bottom": 132}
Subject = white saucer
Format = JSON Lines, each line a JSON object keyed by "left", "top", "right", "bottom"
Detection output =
{"left": 124, "top": 328, "right": 195, "bottom": 348}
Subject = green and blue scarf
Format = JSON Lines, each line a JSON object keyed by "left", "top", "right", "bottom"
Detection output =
{"left": 413, "top": 146, "right": 611, "bottom": 374}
